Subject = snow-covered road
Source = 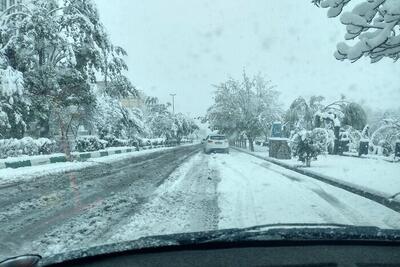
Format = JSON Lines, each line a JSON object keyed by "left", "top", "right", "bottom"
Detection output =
{"left": 0, "top": 146, "right": 199, "bottom": 258}
{"left": 1, "top": 148, "right": 400, "bottom": 259}
{"left": 213, "top": 151, "right": 400, "bottom": 229}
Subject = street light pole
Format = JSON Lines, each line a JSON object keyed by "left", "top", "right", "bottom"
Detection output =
{"left": 170, "top": 93, "right": 176, "bottom": 114}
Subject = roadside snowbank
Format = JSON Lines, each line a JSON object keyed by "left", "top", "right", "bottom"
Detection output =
{"left": 247, "top": 145, "right": 400, "bottom": 200}
{"left": 0, "top": 146, "right": 176, "bottom": 187}
{"left": 214, "top": 151, "right": 400, "bottom": 230}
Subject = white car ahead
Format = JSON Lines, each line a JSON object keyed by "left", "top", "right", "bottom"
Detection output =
{"left": 204, "top": 134, "right": 229, "bottom": 154}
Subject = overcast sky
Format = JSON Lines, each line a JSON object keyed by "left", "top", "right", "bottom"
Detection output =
{"left": 95, "top": 0, "right": 400, "bottom": 116}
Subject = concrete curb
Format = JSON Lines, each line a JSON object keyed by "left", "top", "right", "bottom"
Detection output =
{"left": 0, "top": 144, "right": 182, "bottom": 170}
{"left": 342, "top": 152, "right": 399, "bottom": 163}
{"left": 233, "top": 147, "right": 400, "bottom": 213}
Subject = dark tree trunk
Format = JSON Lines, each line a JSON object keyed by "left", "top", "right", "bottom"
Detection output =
{"left": 38, "top": 117, "right": 50, "bottom": 138}
{"left": 314, "top": 114, "right": 321, "bottom": 128}
{"left": 333, "top": 126, "right": 340, "bottom": 155}
{"left": 60, "top": 128, "right": 72, "bottom": 161}
{"left": 57, "top": 112, "right": 72, "bottom": 161}
{"left": 248, "top": 137, "right": 254, "bottom": 152}
{"left": 306, "top": 157, "right": 311, "bottom": 167}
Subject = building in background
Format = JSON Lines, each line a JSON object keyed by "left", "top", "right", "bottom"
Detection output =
{"left": 96, "top": 81, "right": 145, "bottom": 110}
{"left": 120, "top": 94, "right": 145, "bottom": 110}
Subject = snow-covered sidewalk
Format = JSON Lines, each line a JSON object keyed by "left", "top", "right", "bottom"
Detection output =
{"left": 213, "top": 151, "right": 400, "bottom": 229}
{"left": 240, "top": 145, "right": 400, "bottom": 202}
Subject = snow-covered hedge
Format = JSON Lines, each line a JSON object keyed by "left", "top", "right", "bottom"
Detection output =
{"left": 103, "top": 135, "right": 129, "bottom": 148}
{"left": 75, "top": 136, "right": 108, "bottom": 152}
{"left": 140, "top": 138, "right": 152, "bottom": 146}
{"left": 139, "top": 137, "right": 166, "bottom": 147}
{"left": 151, "top": 138, "right": 165, "bottom": 146}
{"left": 0, "top": 137, "right": 57, "bottom": 159}
{"left": 165, "top": 139, "right": 179, "bottom": 146}
{"left": 75, "top": 135, "right": 170, "bottom": 152}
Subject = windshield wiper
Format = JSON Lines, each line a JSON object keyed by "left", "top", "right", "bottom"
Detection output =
{"left": 35, "top": 224, "right": 400, "bottom": 266}
{"left": 200, "top": 224, "right": 399, "bottom": 244}
{"left": 244, "top": 223, "right": 362, "bottom": 231}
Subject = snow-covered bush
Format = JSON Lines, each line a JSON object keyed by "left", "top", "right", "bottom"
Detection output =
{"left": 311, "top": 128, "right": 334, "bottom": 154}
{"left": 291, "top": 131, "right": 321, "bottom": 167}
{"left": 151, "top": 139, "right": 159, "bottom": 146}
{"left": 140, "top": 138, "right": 152, "bottom": 146}
{"left": 290, "top": 128, "right": 332, "bottom": 156}
{"left": 37, "top": 138, "right": 58, "bottom": 155}
{"left": 341, "top": 126, "right": 362, "bottom": 153}
{"left": 103, "top": 135, "right": 129, "bottom": 148}
{"left": 127, "top": 137, "right": 140, "bottom": 148}
{"left": 151, "top": 138, "right": 166, "bottom": 146}
{"left": 20, "top": 137, "right": 39, "bottom": 156}
{"left": 378, "top": 140, "right": 393, "bottom": 157}
{"left": 0, "top": 137, "right": 57, "bottom": 159}
{"left": 0, "top": 139, "right": 20, "bottom": 158}
{"left": 136, "top": 138, "right": 144, "bottom": 147}
{"left": 370, "top": 119, "right": 400, "bottom": 156}
{"left": 157, "top": 138, "right": 165, "bottom": 145}
{"left": 75, "top": 136, "right": 108, "bottom": 152}
{"left": 165, "top": 139, "right": 179, "bottom": 147}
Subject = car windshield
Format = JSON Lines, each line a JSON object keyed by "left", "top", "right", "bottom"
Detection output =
{"left": 1, "top": 0, "right": 400, "bottom": 262}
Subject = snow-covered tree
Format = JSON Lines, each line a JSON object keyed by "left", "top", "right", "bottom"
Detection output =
{"left": 313, "top": 0, "right": 400, "bottom": 62}
{"left": 207, "top": 72, "right": 281, "bottom": 151}
{"left": 143, "top": 97, "right": 172, "bottom": 138}
{"left": 285, "top": 97, "right": 314, "bottom": 132}
{"left": 291, "top": 130, "right": 322, "bottom": 167}
{"left": 286, "top": 94, "right": 368, "bottom": 154}
{"left": 172, "top": 113, "right": 199, "bottom": 143}
{"left": 92, "top": 92, "right": 145, "bottom": 141}
{"left": 284, "top": 95, "right": 327, "bottom": 135}
{"left": 0, "top": 66, "right": 30, "bottom": 138}
{"left": 0, "top": 0, "right": 134, "bottom": 140}
{"left": 143, "top": 96, "right": 198, "bottom": 142}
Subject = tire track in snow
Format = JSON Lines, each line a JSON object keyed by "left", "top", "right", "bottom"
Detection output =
{"left": 108, "top": 151, "right": 220, "bottom": 245}
{"left": 211, "top": 153, "right": 261, "bottom": 228}
{"left": 254, "top": 161, "right": 375, "bottom": 226}
{"left": 0, "top": 146, "right": 199, "bottom": 258}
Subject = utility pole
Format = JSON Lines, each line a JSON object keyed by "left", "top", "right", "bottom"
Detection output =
{"left": 170, "top": 93, "right": 176, "bottom": 114}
